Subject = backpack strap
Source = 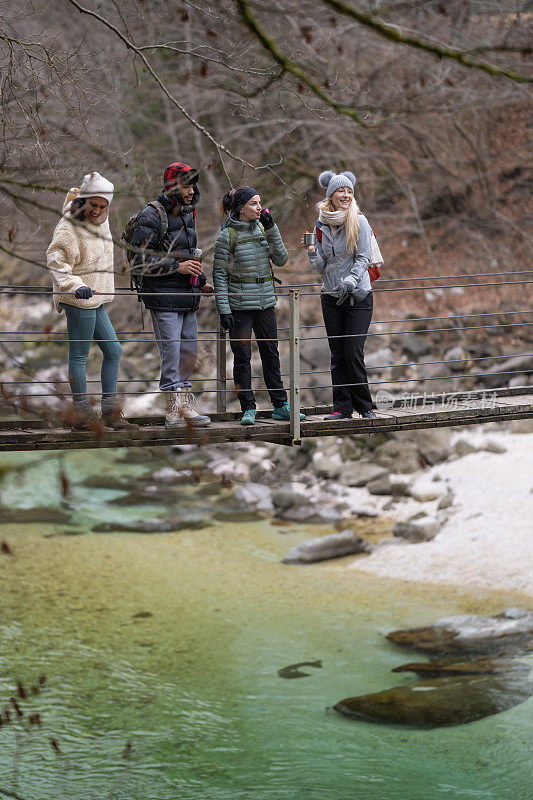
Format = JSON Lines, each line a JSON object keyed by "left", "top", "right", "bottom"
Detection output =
{"left": 148, "top": 200, "right": 168, "bottom": 241}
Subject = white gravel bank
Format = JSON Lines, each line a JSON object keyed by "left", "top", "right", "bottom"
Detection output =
{"left": 352, "top": 430, "right": 533, "bottom": 597}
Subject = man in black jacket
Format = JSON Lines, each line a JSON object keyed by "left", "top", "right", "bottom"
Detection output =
{"left": 131, "top": 162, "right": 213, "bottom": 427}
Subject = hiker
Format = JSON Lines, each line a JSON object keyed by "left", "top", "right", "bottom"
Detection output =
{"left": 46, "top": 172, "right": 137, "bottom": 430}
{"left": 213, "top": 187, "right": 305, "bottom": 426}
{"left": 130, "top": 162, "right": 213, "bottom": 428}
{"left": 302, "top": 170, "right": 376, "bottom": 420}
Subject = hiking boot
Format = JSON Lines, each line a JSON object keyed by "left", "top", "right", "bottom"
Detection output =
{"left": 165, "top": 391, "right": 211, "bottom": 429}
{"left": 181, "top": 392, "right": 211, "bottom": 427}
{"left": 272, "top": 401, "right": 306, "bottom": 421}
{"left": 71, "top": 406, "right": 111, "bottom": 432}
{"left": 324, "top": 411, "right": 352, "bottom": 421}
{"left": 102, "top": 410, "right": 139, "bottom": 430}
{"left": 240, "top": 409, "right": 257, "bottom": 426}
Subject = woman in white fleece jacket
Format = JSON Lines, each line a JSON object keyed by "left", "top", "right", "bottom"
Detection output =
{"left": 47, "top": 172, "right": 135, "bottom": 430}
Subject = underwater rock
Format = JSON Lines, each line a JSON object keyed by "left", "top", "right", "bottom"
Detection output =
{"left": 0, "top": 507, "right": 72, "bottom": 525}
{"left": 283, "top": 529, "right": 372, "bottom": 564}
{"left": 334, "top": 671, "right": 533, "bottom": 727}
{"left": 108, "top": 486, "right": 184, "bottom": 506}
{"left": 391, "top": 658, "right": 529, "bottom": 678}
{"left": 91, "top": 513, "right": 209, "bottom": 533}
{"left": 81, "top": 475, "right": 141, "bottom": 491}
{"left": 387, "top": 608, "right": 533, "bottom": 656}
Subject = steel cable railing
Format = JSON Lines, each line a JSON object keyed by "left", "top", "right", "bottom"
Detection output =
{"left": 1, "top": 280, "right": 532, "bottom": 442}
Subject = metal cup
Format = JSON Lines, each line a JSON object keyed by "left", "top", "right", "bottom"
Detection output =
{"left": 303, "top": 232, "right": 317, "bottom": 246}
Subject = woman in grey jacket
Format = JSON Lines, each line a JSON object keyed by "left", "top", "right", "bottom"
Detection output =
{"left": 213, "top": 187, "right": 305, "bottom": 426}
{"left": 303, "top": 170, "right": 376, "bottom": 420}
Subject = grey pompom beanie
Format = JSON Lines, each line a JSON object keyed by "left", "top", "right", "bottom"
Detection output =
{"left": 318, "top": 170, "right": 356, "bottom": 199}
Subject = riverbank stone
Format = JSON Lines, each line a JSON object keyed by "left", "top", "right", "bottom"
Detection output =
{"left": 393, "top": 517, "right": 440, "bottom": 542}
{"left": 386, "top": 608, "right": 533, "bottom": 655}
{"left": 283, "top": 529, "right": 372, "bottom": 564}
{"left": 338, "top": 462, "right": 388, "bottom": 487}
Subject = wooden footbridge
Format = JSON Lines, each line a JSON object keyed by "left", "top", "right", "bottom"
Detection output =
{"left": 1, "top": 284, "right": 532, "bottom": 451}
{"left": 2, "top": 388, "right": 532, "bottom": 451}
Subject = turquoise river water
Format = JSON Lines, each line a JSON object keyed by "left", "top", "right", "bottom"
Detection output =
{"left": 0, "top": 449, "right": 531, "bottom": 800}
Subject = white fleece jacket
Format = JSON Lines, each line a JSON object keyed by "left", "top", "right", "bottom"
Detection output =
{"left": 46, "top": 189, "right": 115, "bottom": 312}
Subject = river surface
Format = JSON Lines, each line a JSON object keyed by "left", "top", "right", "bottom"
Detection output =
{"left": 0, "top": 449, "right": 531, "bottom": 800}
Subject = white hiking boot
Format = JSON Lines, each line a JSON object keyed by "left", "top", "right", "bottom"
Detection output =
{"left": 164, "top": 391, "right": 211, "bottom": 428}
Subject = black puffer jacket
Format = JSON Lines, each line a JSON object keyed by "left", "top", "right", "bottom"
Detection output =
{"left": 131, "top": 191, "right": 206, "bottom": 311}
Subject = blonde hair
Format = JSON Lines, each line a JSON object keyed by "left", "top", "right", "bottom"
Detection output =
{"left": 317, "top": 196, "right": 359, "bottom": 253}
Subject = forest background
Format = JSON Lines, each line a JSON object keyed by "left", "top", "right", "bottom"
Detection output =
{"left": 0, "top": 0, "right": 531, "bottom": 411}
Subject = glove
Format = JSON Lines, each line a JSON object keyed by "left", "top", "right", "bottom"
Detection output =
{"left": 75, "top": 286, "right": 94, "bottom": 299}
{"left": 220, "top": 314, "right": 235, "bottom": 331}
{"left": 339, "top": 275, "right": 357, "bottom": 295}
{"left": 259, "top": 209, "right": 275, "bottom": 230}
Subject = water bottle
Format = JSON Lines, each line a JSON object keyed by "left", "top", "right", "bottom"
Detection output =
{"left": 191, "top": 248, "right": 202, "bottom": 286}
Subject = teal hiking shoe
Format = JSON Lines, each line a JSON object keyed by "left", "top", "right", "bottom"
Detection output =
{"left": 271, "top": 402, "right": 306, "bottom": 421}
{"left": 240, "top": 409, "right": 257, "bottom": 426}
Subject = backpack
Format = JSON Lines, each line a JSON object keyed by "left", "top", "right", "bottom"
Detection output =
{"left": 122, "top": 199, "right": 169, "bottom": 275}
{"left": 314, "top": 215, "right": 383, "bottom": 282}
{"left": 226, "top": 222, "right": 282, "bottom": 285}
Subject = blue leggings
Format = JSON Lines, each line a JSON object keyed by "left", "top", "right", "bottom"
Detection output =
{"left": 61, "top": 304, "right": 122, "bottom": 402}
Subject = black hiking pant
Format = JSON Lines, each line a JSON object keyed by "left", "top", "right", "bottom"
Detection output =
{"left": 229, "top": 307, "right": 287, "bottom": 411}
{"left": 321, "top": 292, "right": 374, "bottom": 416}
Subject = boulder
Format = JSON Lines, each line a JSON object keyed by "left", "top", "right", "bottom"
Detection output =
{"left": 386, "top": 608, "right": 533, "bottom": 655}
{"left": 279, "top": 502, "right": 343, "bottom": 525}
{"left": 367, "top": 476, "right": 410, "bottom": 496}
{"left": 408, "top": 479, "right": 445, "bottom": 502}
{"left": 454, "top": 439, "right": 477, "bottom": 456}
{"left": 484, "top": 353, "right": 533, "bottom": 388}
{"left": 333, "top": 671, "right": 533, "bottom": 727}
{"left": 444, "top": 346, "right": 471, "bottom": 371}
{"left": 402, "top": 334, "right": 432, "bottom": 359}
{"left": 338, "top": 462, "right": 388, "bottom": 487}
{"left": 236, "top": 482, "right": 274, "bottom": 513}
{"left": 373, "top": 439, "right": 422, "bottom": 473}
{"left": 393, "top": 517, "right": 440, "bottom": 542}
{"left": 402, "top": 429, "right": 453, "bottom": 465}
{"left": 312, "top": 453, "right": 343, "bottom": 480}
{"left": 391, "top": 657, "right": 527, "bottom": 677}
{"left": 364, "top": 347, "right": 394, "bottom": 371}
{"left": 283, "top": 529, "right": 372, "bottom": 564}
{"left": 272, "top": 488, "right": 310, "bottom": 511}
{"left": 482, "top": 439, "right": 507, "bottom": 454}
{"left": 437, "top": 491, "right": 454, "bottom": 510}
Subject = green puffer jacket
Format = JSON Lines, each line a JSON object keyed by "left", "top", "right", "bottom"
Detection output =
{"left": 213, "top": 215, "right": 288, "bottom": 315}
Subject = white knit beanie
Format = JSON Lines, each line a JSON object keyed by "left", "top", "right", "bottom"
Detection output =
{"left": 318, "top": 170, "right": 356, "bottom": 199}
{"left": 78, "top": 172, "right": 114, "bottom": 204}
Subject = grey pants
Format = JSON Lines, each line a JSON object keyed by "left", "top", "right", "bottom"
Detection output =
{"left": 150, "top": 309, "right": 198, "bottom": 392}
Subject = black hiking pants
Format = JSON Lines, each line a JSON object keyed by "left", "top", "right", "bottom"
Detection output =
{"left": 229, "top": 307, "right": 287, "bottom": 411}
{"left": 321, "top": 292, "right": 374, "bottom": 416}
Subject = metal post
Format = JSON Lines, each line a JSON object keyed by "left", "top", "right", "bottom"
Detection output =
{"left": 289, "top": 288, "right": 301, "bottom": 445}
{"left": 216, "top": 324, "right": 227, "bottom": 413}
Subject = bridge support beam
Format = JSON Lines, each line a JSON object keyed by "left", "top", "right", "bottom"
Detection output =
{"left": 289, "top": 288, "right": 301, "bottom": 446}
{"left": 216, "top": 324, "right": 227, "bottom": 413}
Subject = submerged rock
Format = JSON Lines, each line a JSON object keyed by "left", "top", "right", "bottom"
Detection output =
{"left": 334, "top": 671, "right": 533, "bottom": 727}
{"left": 91, "top": 513, "right": 209, "bottom": 533}
{"left": 391, "top": 658, "right": 529, "bottom": 678}
{"left": 283, "top": 529, "right": 372, "bottom": 564}
{"left": 0, "top": 507, "right": 72, "bottom": 525}
{"left": 386, "top": 608, "right": 533, "bottom": 656}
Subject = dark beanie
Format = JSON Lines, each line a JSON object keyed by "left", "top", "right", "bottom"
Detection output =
{"left": 232, "top": 187, "right": 257, "bottom": 211}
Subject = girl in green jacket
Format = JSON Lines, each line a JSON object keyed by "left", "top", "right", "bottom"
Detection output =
{"left": 213, "top": 187, "right": 305, "bottom": 426}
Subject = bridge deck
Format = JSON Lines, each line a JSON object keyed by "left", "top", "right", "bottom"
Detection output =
{"left": 1, "top": 389, "right": 531, "bottom": 451}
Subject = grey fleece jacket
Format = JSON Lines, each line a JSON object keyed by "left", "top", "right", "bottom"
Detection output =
{"left": 307, "top": 215, "right": 372, "bottom": 300}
